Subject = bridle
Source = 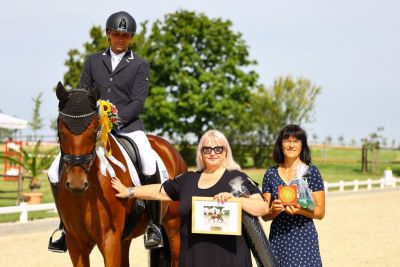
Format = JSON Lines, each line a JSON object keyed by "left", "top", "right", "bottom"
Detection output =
{"left": 58, "top": 108, "right": 99, "bottom": 174}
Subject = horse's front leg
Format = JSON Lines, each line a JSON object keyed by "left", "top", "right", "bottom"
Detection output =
{"left": 98, "top": 233, "right": 123, "bottom": 267}
{"left": 66, "top": 234, "right": 94, "bottom": 267}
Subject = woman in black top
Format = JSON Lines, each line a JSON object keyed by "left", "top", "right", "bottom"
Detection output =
{"left": 112, "top": 129, "right": 269, "bottom": 267}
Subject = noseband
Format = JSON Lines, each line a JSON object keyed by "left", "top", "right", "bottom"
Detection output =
{"left": 63, "top": 151, "right": 97, "bottom": 173}
{"left": 58, "top": 108, "right": 98, "bottom": 174}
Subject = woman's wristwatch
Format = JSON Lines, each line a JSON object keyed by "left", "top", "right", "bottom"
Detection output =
{"left": 127, "top": 187, "right": 135, "bottom": 198}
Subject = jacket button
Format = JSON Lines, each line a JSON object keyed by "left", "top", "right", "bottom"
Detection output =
{"left": 109, "top": 77, "right": 113, "bottom": 82}
{"left": 107, "top": 88, "right": 111, "bottom": 93}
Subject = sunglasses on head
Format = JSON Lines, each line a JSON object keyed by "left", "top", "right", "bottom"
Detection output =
{"left": 202, "top": 146, "right": 224, "bottom": 154}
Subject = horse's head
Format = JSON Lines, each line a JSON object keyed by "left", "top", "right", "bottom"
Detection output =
{"left": 56, "top": 82, "right": 101, "bottom": 194}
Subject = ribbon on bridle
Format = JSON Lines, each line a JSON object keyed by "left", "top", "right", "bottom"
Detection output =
{"left": 95, "top": 100, "right": 125, "bottom": 178}
{"left": 96, "top": 144, "right": 126, "bottom": 178}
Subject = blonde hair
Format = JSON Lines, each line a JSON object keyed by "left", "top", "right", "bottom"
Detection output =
{"left": 195, "top": 130, "right": 241, "bottom": 171}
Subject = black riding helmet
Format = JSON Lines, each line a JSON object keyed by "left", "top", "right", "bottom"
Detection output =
{"left": 106, "top": 11, "right": 136, "bottom": 34}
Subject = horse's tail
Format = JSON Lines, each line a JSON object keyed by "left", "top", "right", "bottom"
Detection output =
{"left": 149, "top": 227, "right": 171, "bottom": 267}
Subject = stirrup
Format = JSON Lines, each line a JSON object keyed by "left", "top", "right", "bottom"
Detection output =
{"left": 48, "top": 228, "right": 67, "bottom": 253}
{"left": 144, "top": 224, "right": 164, "bottom": 250}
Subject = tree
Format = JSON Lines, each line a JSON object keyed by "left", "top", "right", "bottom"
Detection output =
{"left": 323, "top": 136, "right": 332, "bottom": 145}
{"left": 29, "top": 92, "right": 44, "bottom": 140}
{"left": 338, "top": 135, "right": 345, "bottom": 146}
{"left": 142, "top": 10, "right": 258, "bottom": 142}
{"left": 361, "top": 127, "right": 384, "bottom": 173}
{"left": 244, "top": 76, "right": 321, "bottom": 167}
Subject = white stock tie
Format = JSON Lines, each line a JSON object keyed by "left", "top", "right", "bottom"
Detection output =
{"left": 111, "top": 56, "right": 121, "bottom": 71}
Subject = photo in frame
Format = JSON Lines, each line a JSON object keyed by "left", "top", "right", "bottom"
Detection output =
{"left": 191, "top": 196, "right": 242, "bottom": 235}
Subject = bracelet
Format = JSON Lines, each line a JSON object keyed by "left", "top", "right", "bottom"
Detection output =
{"left": 127, "top": 187, "right": 135, "bottom": 198}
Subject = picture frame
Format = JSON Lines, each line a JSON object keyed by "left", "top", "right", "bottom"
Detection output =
{"left": 191, "top": 196, "right": 242, "bottom": 236}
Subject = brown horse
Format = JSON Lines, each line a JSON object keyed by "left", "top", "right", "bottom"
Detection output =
{"left": 55, "top": 82, "right": 186, "bottom": 267}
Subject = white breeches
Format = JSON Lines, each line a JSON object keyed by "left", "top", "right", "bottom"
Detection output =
{"left": 48, "top": 130, "right": 157, "bottom": 184}
{"left": 117, "top": 130, "right": 156, "bottom": 176}
{"left": 48, "top": 152, "right": 61, "bottom": 184}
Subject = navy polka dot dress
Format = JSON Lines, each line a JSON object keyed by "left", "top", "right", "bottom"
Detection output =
{"left": 262, "top": 165, "right": 324, "bottom": 267}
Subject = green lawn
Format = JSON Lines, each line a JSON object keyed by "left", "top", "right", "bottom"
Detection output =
{"left": 0, "top": 172, "right": 57, "bottom": 222}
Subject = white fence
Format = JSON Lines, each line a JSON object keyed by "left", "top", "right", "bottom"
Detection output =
{"left": 324, "top": 177, "right": 400, "bottom": 194}
{"left": 0, "top": 203, "right": 56, "bottom": 223}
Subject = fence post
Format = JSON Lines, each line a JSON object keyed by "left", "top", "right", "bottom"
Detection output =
{"left": 17, "top": 174, "right": 24, "bottom": 205}
{"left": 339, "top": 180, "right": 344, "bottom": 192}
{"left": 324, "top": 182, "right": 328, "bottom": 195}
{"left": 19, "top": 202, "right": 28, "bottom": 223}
{"left": 353, "top": 180, "right": 359, "bottom": 192}
{"left": 367, "top": 179, "right": 372, "bottom": 190}
{"left": 380, "top": 178, "right": 385, "bottom": 189}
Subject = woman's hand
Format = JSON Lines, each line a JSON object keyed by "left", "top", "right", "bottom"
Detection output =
{"left": 271, "top": 199, "right": 285, "bottom": 214}
{"left": 111, "top": 177, "right": 130, "bottom": 198}
{"left": 284, "top": 204, "right": 302, "bottom": 215}
{"left": 214, "top": 192, "right": 234, "bottom": 203}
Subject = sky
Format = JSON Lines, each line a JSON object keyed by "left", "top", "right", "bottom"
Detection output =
{"left": 1, "top": 0, "right": 399, "bottom": 146}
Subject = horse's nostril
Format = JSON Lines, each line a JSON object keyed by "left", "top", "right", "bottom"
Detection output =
{"left": 84, "top": 182, "right": 89, "bottom": 190}
{"left": 66, "top": 182, "right": 71, "bottom": 189}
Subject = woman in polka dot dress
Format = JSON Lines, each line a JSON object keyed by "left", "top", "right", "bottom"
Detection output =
{"left": 262, "top": 125, "right": 325, "bottom": 267}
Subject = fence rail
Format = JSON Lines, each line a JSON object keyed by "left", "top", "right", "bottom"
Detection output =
{"left": 324, "top": 177, "right": 400, "bottom": 193}
{"left": 0, "top": 202, "right": 56, "bottom": 223}
{"left": 0, "top": 177, "right": 399, "bottom": 223}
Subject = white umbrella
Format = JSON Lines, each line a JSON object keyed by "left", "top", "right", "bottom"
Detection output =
{"left": 0, "top": 113, "right": 28, "bottom": 129}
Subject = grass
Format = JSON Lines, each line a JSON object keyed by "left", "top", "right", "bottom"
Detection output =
{"left": 1, "top": 145, "right": 399, "bottom": 223}
{"left": 0, "top": 172, "right": 57, "bottom": 222}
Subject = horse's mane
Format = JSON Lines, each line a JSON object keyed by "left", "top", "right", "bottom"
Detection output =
{"left": 58, "top": 87, "right": 99, "bottom": 135}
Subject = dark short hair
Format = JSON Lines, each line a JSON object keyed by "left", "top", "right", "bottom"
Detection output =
{"left": 272, "top": 124, "right": 311, "bottom": 164}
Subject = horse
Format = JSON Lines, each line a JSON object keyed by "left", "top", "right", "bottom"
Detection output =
{"left": 207, "top": 212, "right": 224, "bottom": 223}
{"left": 55, "top": 82, "right": 187, "bottom": 267}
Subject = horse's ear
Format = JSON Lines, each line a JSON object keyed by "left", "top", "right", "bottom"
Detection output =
{"left": 56, "top": 82, "right": 68, "bottom": 101}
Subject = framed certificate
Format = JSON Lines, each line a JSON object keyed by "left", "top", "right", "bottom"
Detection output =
{"left": 191, "top": 196, "right": 242, "bottom": 236}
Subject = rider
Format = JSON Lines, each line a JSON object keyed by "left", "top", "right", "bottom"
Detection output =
{"left": 48, "top": 11, "right": 163, "bottom": 253}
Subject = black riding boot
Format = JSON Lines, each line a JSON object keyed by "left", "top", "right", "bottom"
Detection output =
{"left": 143, "top": 166, "right": 164, "bottom": 249}
{"left": 48, "top": 182, "right": 67, "bottom": 253}
{"left": 144, "top": 200, "right": 164, "bottom": 249}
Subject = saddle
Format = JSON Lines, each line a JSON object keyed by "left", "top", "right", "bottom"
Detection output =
{"left": 112, "top": 132, "right": 145, "bottom": 185}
